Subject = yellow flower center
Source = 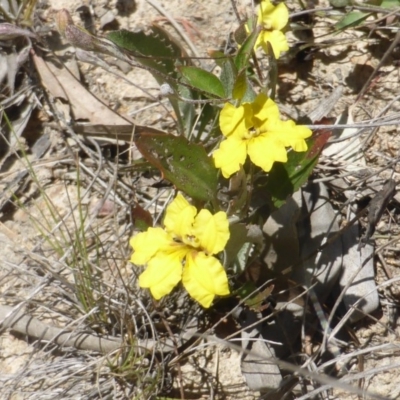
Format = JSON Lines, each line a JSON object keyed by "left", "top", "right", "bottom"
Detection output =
{"left": 183, "top": 233, "right": 200, "bottom": 248}
{"left": 172, "top": 232, "right": 200, "bottom": 249}
{"left": 244, "top": 126, "right": 261, "bottom": 140}
{"left": 262, "top": 19, "right": 273, "bottom": 31}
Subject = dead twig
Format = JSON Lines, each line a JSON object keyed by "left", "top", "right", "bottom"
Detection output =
{"left": 0, "top": 305, "right": 198, "bottom": 355}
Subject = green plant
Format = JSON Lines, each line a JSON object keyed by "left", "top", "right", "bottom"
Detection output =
{"left": 54, "top": 1, "right": 325, "bottom": 309}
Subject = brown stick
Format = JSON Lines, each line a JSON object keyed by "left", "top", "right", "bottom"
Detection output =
{"left": 0, "top": 305, "right": 197, "bottom": 355}
{"left": 0, "top": 305, "right": 121, "bottom": 353}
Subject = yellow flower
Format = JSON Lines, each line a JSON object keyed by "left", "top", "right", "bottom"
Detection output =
{"left": 130, "top": 193, "right": 230, "bottom": 308}
{"left": 213, "top": 93, "right": 312, "bottom": 178}
{"left": 255, "top": 0, "right": 289, "bottom": 59}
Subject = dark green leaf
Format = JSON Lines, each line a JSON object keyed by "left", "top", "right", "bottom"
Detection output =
{"left": 267, "top": 131, "right": 331, "bottom": 208}
{"left": 135, "top": 131, "right": 218, "bottom": 202}
{"left": 179, "top": 66, "right": 225, "bottom": 98}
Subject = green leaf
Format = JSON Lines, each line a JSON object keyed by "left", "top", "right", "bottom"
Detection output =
{"left": 177, "top": 82, "right": 197, "bottom": 136}
{"left": 234, "top": 20, "right": 249, "bottom": 46}
{"left": 266, "top": 41, "right": 278, "bottom": 101}
{"left": 135, "top": 131, "right": 218, "bottom": 202}
{"left": 329, "top": 0, "right": 349, "bottom": 7}
{"left": 225, "top": 167, "right": 249, "bottom": 215}
{"left": 195, "top": 103, "right": 220, "bottom": 141}
{"left": 232, "top": 242, "right": 253, "bottom": 275}
{"left": 107, "top": 27, "right": 195, "bottom": 135}
{"left": 107, "top": 27, "right": 186, "bottom": 85}
{"left": 334, "top": 11, "right": 370, "bottom": 30}
{"left": 179, "top": 66, "right": 225, "bottom": 98}
{"left": 234, "top": 25, "right": 260, "bottom": 71}
{"left": 224, "top": 224, "right": 249, "bottom": 270}
{"left": 208, "top": 50, "right": 231, "bottom": 68}
{"left": 220, "top": 57, "right": 238, "bottom": 98}
{"left": 381, "top": 0, "right": 400, "bottom": 8}
{"left": 225, "top": 223, "right": 265, "bottom": 274}
{"left": 232, "top": 69, "right": 248, "bottom": 100}
{"left": 241, "top": 81, "right": 257, "bottom": 103}
{"left": 235, "top": 282, "right": 275, "bottom": 312}
{"left": 266, "top": 131, "right": 331, "bottom": 208}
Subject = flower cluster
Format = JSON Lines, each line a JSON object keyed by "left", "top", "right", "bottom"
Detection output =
{"left": 130, "top": 194, "right": 230, "bottom": 308}
{"left": 129, "top": 0, "right": 311, "bottom": 308}
{"left": 213, "top": 93, "right": 312, "bottom": 179}
{"left": 255, "top": 0, "right": 289, "bottom": 59}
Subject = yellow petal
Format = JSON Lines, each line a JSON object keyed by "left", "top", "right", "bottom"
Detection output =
{"left": 193, "top": 210, "right": 230, "bottom": 255}
{"left": 139, "top": 253, "right": 183, "bottom": 299}
{"left": 276, "top": 120, "right": 312, "bottom": 151}
{"left": 164, "top": 193, "right": 197, "bottom": 237}
{"left": 259, "top": 30, "right": 289, "bottom": 59}
{"left": 130, "top": 227, "right": 170, "bottom": 265}
{"left": 258, "top": 1, "right": 289, "bottom": 31}
{"left": 257, "top": 0, "right": 274, "bottom": 23}
{"left": 259, "top": 119, "right": 311, "bottom": 151}
{"left": 219, "top": 102, "right": 247, "bottom": 138}
{"left": 213, "top": 136, "right": 247, "bottom": 179}
{"left": 270, "top": 3, "right": 289, "bottom": 31}
{"left": 251, "top": 93, "right": 280, "bottom": 122}
{"left": 247, "top": 134, "right": 287, "bottom": 172}
{"left": 182, "top": 252, "right": 230, "bottom": 308}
